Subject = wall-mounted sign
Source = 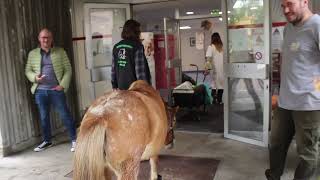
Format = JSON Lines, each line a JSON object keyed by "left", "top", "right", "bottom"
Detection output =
{"left": 190, "top": 37, "right": 195, "bottom": 47}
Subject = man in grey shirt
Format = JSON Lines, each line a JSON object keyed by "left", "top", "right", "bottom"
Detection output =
{"left": 265, "top": 0, "right": 320, "bottom": 180}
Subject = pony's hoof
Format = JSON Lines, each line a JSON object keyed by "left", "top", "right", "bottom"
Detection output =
{"left": 165, "top": 142, "right": 174, "bottom": 149}
{"left": 157, "top": 174, "right": 162, "bottom": 180}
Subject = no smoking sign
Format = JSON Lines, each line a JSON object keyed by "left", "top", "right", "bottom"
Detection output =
{"left": 255, "top": 52, "right": 263, "bottom": 60}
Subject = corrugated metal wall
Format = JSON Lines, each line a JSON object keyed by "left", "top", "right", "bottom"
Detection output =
{"left": 0, "top": 0, "right": 78, "bottom": 156}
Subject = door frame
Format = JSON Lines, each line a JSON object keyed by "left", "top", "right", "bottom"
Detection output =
{"left": 222, "top": 0, "right": 271, "bottom": 147}
{"left": 83, "top": 3, "right": 131, "bottom": 101}
{"left": 162, "top": 17, "right": 182, "bottom": 104}
{"left": 84, "top": 3, "right": 131, "bottom": 70}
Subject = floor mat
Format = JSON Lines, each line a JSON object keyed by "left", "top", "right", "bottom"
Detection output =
{"left": 66, "top": 155, "right": 220, "bottom": 180}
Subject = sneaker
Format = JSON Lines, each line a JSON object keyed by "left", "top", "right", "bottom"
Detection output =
{"left": 265, "top": 169, "right": 280, "bottom": 180}
{"left": 34, "top": 141, "right": 52, "bottom": 152}
{"left": 70, "top": 141, "right": 76, "bottom": 152}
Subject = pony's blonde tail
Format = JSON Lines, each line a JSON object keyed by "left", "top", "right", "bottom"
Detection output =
{"left": 73, "top": 123, "right": 107, "bottom": 180}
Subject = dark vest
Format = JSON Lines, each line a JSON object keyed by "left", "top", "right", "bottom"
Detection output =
{"left": 112, "top": 39, "right": 151, "bottom": 90}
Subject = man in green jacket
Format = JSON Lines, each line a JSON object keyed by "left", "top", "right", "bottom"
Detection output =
{"left": 25, "top": 28, "right": 76, "bottom": 152}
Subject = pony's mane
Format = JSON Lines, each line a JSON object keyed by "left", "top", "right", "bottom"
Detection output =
{"left": 129, "top": 80, "right": 156, "bottom": 97}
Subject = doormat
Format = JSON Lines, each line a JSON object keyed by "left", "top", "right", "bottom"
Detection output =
{"left": 66, "top": 155, "right": 220, "bottom": 180}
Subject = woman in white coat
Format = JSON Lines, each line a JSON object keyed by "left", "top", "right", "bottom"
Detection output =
{"left": 205, "top": 32, "right": 224, "bottom": 104}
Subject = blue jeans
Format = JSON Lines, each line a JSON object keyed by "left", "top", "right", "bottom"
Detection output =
{"left": 35, "top": 89, "right": 76, "bottom": 142}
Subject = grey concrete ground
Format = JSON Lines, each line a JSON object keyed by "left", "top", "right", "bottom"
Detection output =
{"left": 0, "top": 131, "right": 319, "bottom": 180}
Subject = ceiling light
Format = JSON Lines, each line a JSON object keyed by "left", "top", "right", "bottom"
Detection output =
{"left": 218, "top": 11, "right": 222, "bottom": 15}
{"left": 219, "top": 18, "right": 223, "bottom": 21}
{"left": 180, "top": 26, "right": 191, "bottom": 30}
{"left": 228, "top": 11, "right": 231, "bottom": 14}
{"left": 186, "top": 11, "right": 194, "bottom": 15}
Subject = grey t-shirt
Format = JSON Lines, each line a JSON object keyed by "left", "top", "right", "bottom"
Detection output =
{"left": 278, "top": 14, "right": 320, "bottom": 110}
{"left": 37, "top": 50, "right": 59, "bottom": 90}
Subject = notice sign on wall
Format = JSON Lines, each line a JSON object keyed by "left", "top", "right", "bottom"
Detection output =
{"left": 195, "top": 32, "right": 204, "bottom": 50}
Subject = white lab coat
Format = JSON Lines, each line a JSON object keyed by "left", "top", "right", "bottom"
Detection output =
{"left": 205, "top": 44, "right": 224, "bottom": 89}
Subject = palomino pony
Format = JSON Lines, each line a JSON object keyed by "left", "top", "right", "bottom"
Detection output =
{"left": 73, "top": 80, "right": 178, "bottom": 180}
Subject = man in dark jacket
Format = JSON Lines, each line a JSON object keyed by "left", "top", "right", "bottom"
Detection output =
{"left": 111, "top": 19, "right": 151, "bottom": 90}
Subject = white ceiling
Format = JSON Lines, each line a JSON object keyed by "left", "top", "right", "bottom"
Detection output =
{"left": 132, "top": 0, "right": 221, "bottom": 23}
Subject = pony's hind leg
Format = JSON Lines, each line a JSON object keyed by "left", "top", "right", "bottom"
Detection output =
{"left": 104, "top": 166, "right": 113, "bottom": 180}
{"left": 117, "top": 158, "right": 140, "bottom": 180}
{"left": 150, "top": 156, "right": 160, "bottom": 180}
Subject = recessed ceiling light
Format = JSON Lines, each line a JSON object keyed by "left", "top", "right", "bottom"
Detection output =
{"left": 186, "top": 11, "right": 194, "bottom": 15}
{"left": 180, "top": 26, "right": 191, "bottom": 30}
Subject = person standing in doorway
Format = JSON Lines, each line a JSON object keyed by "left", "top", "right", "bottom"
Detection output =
{"left": 265, "top": 0, "right": 320, "bottom": 179}
{"left": 205, "top": 32, "right": 224, "bottom": 104}
{"left": 111, "top": 19, "right": 151, "bottom": 90}
{"left": 25, "top": 28, "right": 77, "bottom": 152}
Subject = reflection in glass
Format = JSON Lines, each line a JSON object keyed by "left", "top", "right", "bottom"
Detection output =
{"left": 227, "top": 0, "right": 265, "bottom": 63}
{"left": 90, "top": 8, "right": 126, "bottom": 67}
{"left": 229, "top": 0, "right": 264, "bottom": 25}
{"left": 228, "top": 78, "right": 264, "bottom": 141}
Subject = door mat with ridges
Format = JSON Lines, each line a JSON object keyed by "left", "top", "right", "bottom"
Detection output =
{"left": 66, "top": 155, "right": 220, "bottom": 180}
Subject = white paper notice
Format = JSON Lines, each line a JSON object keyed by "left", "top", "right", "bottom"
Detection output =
{"left": 196, "top": 32, "right": 204, "bottom": 50}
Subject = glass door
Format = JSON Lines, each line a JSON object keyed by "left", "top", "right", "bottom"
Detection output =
{"left": 223, "top": 0, "right": 271, "bottom": 147}
{"left": 162, "top": 17, "right": 181, "bottom": 105}
{"left": 84, "top": 4, "right": 131, "bottom": 100}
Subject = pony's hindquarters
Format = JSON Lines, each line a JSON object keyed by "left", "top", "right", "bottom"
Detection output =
{"left": 73, "top": 123, "right": 107, "bottom": 180}
{"left": 73, "top": 81, "right": 169, "bottom": 180}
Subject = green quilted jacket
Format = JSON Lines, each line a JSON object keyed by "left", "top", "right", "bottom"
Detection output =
{"left": 25, "top": 47, "right": 72, "bottom": 94}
